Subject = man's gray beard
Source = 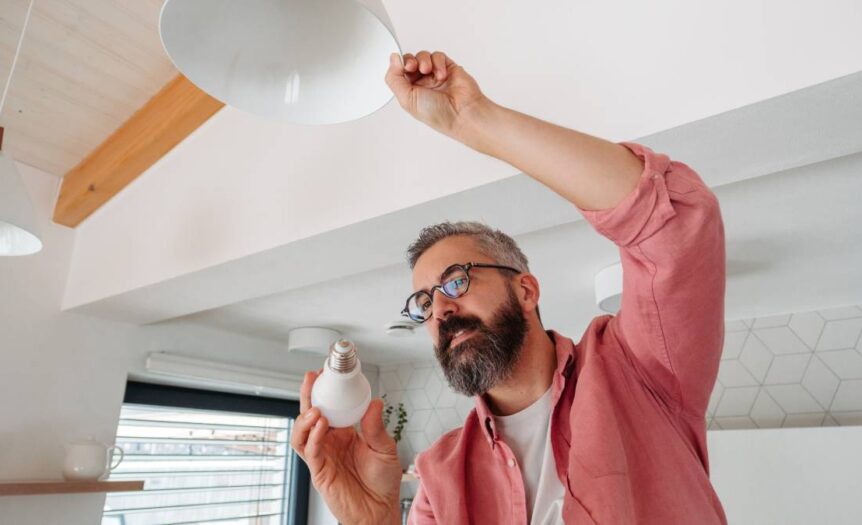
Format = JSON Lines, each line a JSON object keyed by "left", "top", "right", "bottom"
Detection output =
{"left": 434, "top": 287, "right": 528, "bottom": 397}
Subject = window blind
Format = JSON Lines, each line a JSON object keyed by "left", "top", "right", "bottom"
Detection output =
{"left": 103, "top": 382, "right": 307, "bottom": 525}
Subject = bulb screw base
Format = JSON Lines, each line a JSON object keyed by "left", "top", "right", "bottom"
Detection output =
{"left": 329, "top": 339, "right": 357, "bottom": 373}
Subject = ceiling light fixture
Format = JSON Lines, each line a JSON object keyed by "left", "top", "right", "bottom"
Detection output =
{"left": 287, "top": 326, "right": 343, "bottom": 354}
{"left": 159, "top": 0, "right": 401, "bottom": 124}
{"left": 0, "top": 0, "right": 42, "bottom": 257}
{"left": 594, "top": 262, "right": 623, "bottom": 313}
{"left": 385, "top": 320, "right": 419, "bottom": 337}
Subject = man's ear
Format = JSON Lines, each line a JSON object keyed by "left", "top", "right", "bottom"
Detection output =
{"left": 516, "top": 273, "right": 541, "bottom": 314}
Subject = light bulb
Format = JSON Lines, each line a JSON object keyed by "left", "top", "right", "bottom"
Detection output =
{"left": 310, "top": 339, "right": 372, "bottom": 428}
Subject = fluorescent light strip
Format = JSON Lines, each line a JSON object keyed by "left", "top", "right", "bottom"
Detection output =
{"left": 144, "top": 352, "right": 303, "bottom": 398}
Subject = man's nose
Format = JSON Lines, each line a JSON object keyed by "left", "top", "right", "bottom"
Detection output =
{"left": 431, "top": 289, "right": 458, "bottom": 322}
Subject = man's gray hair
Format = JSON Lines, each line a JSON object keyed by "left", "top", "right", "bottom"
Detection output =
{"left": 406, "top": 221, "right": 530, "bottom": 271}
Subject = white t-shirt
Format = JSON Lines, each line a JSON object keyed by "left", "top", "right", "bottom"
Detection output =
{"left": 494, "top": 387, "right": 566, "bottom": 525}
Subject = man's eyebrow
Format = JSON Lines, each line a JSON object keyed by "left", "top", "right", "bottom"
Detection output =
{"left": 436, "top": 263, "right": 462, "bottom": 282}
{"left": 415, "top": 264, "right": 457, "bottom": 295}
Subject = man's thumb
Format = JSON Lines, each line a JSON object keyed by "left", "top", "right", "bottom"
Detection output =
{"left": 361, "top": 398, "right": 397, "bottom": 453}
{"left": 384, "top": 53, "right": 412, "bottom": 109}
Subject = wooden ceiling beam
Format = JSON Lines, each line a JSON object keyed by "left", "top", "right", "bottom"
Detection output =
{"left": 53, "top": 74, "right": 224, "bottom": 227}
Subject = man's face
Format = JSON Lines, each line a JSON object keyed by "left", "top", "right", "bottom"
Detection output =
{"left": 412, "top": 236, "right": 528, "bottom": 396}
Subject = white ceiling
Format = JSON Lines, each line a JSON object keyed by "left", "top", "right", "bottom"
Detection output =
{"left": 54, "top": 68, "right": 862, "bottom": 365}
{"left": 62, "top": 0, "right": 862, "bottom": 316}
{"left": 63, "top": 70, "right": 862, "bottom": 324}
{"left": 160, "top": 69, "right": 862, "bottom": 364}
{"left": 176, "top": 147, "right": 862, "bottom": 364}
{"left": 41, "top": 1, "right": 862, "bottom": 368}
{"left": 0, "top": 0, "right": 174, "bottom": 175}
{"left": 64, "top": 70, "right": 859, "bottom": 366}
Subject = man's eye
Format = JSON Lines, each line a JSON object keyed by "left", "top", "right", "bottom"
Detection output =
{"left": 420, "top": 299, "right": 432, "bottom": 311}
{"left": 443, "top": 277, "right": 467, "bottom": 296}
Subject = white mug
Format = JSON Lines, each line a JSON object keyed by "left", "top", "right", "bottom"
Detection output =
{"left": 62, "top": 438, "right": 124, "bottom": 481}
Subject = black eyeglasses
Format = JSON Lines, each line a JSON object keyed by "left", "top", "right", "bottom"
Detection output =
{"left": 401, "top": 262, "right": 522, "bottom": 323}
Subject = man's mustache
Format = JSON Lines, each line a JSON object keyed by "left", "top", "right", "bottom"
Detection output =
{"left": 438, "top": 315, "right": 485, "bottom": 352}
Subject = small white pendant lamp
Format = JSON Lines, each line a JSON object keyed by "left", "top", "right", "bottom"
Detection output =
{"left": 0, "top": 0, "right": 42, "bottom": 257}
{"left": 159, "top": 0, "right": 401, "bottom": 124}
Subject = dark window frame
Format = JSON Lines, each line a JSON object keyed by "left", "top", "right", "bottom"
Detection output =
{"left": 123, "top": 380, "right": 310, "bottom": 525}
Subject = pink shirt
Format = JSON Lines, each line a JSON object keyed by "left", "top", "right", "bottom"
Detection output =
{"left": 408, "top": 143, "right": 728, "bottom": 524}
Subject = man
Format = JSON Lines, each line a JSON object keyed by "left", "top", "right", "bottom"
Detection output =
{"left": 291, "top": 51, "right": 727, "bottom": 525}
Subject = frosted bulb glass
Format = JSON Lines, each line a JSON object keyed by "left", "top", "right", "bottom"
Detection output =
{"left": 310, "top": 340, "right": 372, "bottom": 428}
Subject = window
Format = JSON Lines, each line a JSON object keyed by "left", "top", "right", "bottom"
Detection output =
{"left": 103, "top": 381, "right": 310, "bottom": 525}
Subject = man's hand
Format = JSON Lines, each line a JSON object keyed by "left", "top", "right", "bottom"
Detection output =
{"left": 290, "top": 371, "right": 403, "bottom": 525}
{"left": 385, "top": 51, "right": 488, "bottom": 140}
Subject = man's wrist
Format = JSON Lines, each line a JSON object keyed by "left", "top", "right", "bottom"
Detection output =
{"left": 452, "top": 95, "right": 500, "bottom": 152}
{"left": 353, "top": 504, "right": 401, "bottom": 525}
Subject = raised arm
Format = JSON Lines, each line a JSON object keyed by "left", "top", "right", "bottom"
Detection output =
{"left": 385, "top": 51, "right": 644, "bottom": 211}
{"left": 386, "top": 51, "right": 725, "bottom": 417}
{"left": 579, "top": 144, "right": 725, "bottom": 417}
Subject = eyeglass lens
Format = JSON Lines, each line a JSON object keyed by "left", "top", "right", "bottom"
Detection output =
{"left": 406, "top": 265, "right": 470, "bottom": 321}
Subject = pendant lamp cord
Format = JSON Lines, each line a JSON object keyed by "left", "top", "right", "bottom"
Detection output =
{"left": 0, "top": 0, "right": 36, "bottom": 124}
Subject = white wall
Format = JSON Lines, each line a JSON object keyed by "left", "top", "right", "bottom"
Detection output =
{"left": 708, "top": 426, "right": 862, "bottom": 525}
{"left": 0, "top": 162, "right": 351, "bottom": 523}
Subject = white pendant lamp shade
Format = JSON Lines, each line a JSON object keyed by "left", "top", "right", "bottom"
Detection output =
{"left": 159, "top": 0, "right": 401, "bottom": 124}
{"left": 594, "top": 262, "right": 623, "bottom": 313}
{"left": 0, "top": 150, "right": 42, "bottom": 256}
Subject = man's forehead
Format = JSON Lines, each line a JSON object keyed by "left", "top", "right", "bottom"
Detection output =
{"left": 411, "top": 236, "right": 488, "bottom": 287}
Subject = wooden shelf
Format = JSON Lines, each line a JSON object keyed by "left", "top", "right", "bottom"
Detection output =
{"left": 0, "top": 480, "right": 145, "bottom": 496}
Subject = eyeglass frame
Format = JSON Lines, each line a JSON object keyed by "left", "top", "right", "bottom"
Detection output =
{"left": 401, "top": 262, "right": 523, "bottom": 323}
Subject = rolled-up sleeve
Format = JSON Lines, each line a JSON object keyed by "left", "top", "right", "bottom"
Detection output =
{"left": 578, "top": 143, "right": 726, "bottom": 417}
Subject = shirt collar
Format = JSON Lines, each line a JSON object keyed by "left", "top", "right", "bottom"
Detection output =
{"left": 475, "top": 330, "right": 576, "bottom": 447}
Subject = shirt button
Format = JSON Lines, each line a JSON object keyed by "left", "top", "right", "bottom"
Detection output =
{"left": 507, "top": 458, "right": 516, "bottom": 468}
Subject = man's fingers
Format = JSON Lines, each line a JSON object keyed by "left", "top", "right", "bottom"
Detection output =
{"left": 290, "top": 407, "right": 320, "bottom": 459}
{"left": 360, "top": 398, "right": 396, "bottom": 454}
{"left": 416, "top": 51, "right": 432, "bottom": 75}
{"left": 386, "top": 50, "right": 459, "bottom": 108}
{"left": 299, "top": 371, "right": 318, "bottom": 413}
{"left": 304, "top": 415, "right": 330, "bottom": 472}
{"left": 385, "top": 53, "right": 412, "bottom": 107}
{"left": 431, "top": 51, "right": 449, "bottom": 81}
{"left": 402, "top": 53, "right": 418, "bottom": 72}
{"left": 387, "top": 52, "right": 404, "bottom": 75}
